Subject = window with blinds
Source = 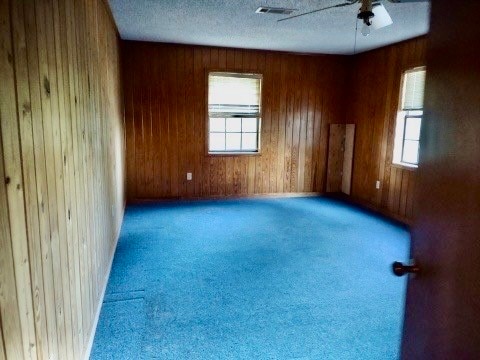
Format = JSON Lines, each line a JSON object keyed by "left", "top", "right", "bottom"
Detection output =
{"left": 393, "top": 67, "right": 426, "bottom": 167}
{"left": 208, "top": 72, "right": 262, "bottom": 154}
{"left": 401, "top": 68, "right": 426, "bottom": 110}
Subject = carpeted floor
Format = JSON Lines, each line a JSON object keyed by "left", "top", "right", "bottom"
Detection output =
{"left": 91, "top": 197, "right": 410, "bottom": 360}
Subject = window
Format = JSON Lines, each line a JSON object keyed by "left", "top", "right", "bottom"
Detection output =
{"left": 393, "top": 67, "right": 426, "bottom": 167}
{"left": 208, "top": 72, "right": 262, "bottom": 154}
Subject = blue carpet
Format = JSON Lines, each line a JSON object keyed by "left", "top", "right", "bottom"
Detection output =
{"left": 91, "top": 197, "right": 410, "bottom": 360}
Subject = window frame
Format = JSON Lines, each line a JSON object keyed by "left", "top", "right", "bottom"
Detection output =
{"left": 392, "top": 66, "right": 426, "bottom": 168}
{"left": 206, "top": 71, "right": 263, "bottom": 156}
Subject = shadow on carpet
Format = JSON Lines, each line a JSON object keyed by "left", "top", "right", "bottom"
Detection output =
{"left": 91, "top": 197, "right": 410, "bottom": 359}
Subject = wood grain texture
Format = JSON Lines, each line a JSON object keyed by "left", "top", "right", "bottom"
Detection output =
{"left": 402, "top": 1, "right": 480, "bottom": 357}
{"left": 341, "top": 124, "right": 355, "bottom": 195}
{"left": 122, "top": 41, "right": 349, "bottom": 200}
{"left": 326, "top": 124, "right": 346, "bottom": 193}
{"left": 0, "top": 0, "right": 125, "bottom": 359}
{"left": 347, "top": 36, "right": 426, "bottom": 223}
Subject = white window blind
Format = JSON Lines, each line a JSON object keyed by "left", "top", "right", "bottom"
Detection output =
{"left": 208, "top": 73, "right": 261, "bottom": 117}
{"left": 401, "top": 68, "right": 426, "bottom": 110}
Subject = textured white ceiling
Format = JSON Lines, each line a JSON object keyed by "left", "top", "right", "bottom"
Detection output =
{"left": 108, "top": 0, "right": 430, "bottom": 55}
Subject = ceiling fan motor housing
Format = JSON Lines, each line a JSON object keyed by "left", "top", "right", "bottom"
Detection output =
{"left": 358, "top": 10, "right": 374, "bottom": 25}
{"left": 358, "top": 0, "right": 375, "bottom": 25}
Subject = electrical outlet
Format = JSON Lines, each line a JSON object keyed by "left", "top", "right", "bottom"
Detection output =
{"left": 375, "top": 180, "right": 381, "bottom": 189}
{"left": 187, "top": 172, "right": 192, "bottom": 181}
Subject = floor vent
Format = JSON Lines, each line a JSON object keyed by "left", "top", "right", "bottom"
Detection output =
{"left": 255, "top": 6, "right": 297, "bottom": 15}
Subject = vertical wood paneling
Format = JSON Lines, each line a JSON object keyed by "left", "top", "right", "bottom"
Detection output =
{"left": 0, "top": 123, "right": 24, "bottom": 360}
{"left": 0, "top": 327, "right": 5, "bottom": 360}
{"left": 0, "top": 0, "right": 37, "bottom": 357}
{"left": 269, "top": 56, "right": 280, "bottom": 193}
{"left": 262, "top": 52, "right": 272, "bottom": 193}
{"left": 123, "top": 41, "right": 349, "bottom": 200}
{"left": 303, "top": 58, "right": 316, "bottom": 192}
{"left": 326, "top": 124, "right": 346, "bottom": 193}
{"left": 276, "top": 54, "right": 287, "bottom": 192}
{"left": 35, "top": 0, "right": 67, "bottom": 355}
{"left": 347, "top": 36, "right": 426, "bottom": 222}
{"left": 0, "top": 0, "right": 125, "bottom": 358}
{"left": 64, "top": 0, "right": 85, "bottom": 352}
{"left": 124, "top": 44, "right": 135, "bottom": 199}
{"left": 312, "top": 63, "right": 323, "bottom": 191}
{"left": 184, "top": 48, "right": 195, "bottom": 197}
{"left": 10, "top": 0, "right": 50, "bottom": 357}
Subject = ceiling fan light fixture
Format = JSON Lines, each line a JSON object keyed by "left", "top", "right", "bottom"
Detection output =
{"left": 357, "top": 10, "right": 374, "bottom": 26}
{"left": 361, "top": 23, "right": 371, "bottom": 36}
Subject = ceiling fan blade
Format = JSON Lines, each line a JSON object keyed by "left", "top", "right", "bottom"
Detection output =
{"left": 278, "top": 1, "right": 358, "bottom": 22}
{"left": 371, "top": 3, "right": 393, "bottom": 29}
{"left": 386, "top": 0, "right": 428, "bottom": 3}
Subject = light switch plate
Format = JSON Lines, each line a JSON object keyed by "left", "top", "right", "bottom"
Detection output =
{"left": 187, "top": 172, "right": 192, "bottom": 181}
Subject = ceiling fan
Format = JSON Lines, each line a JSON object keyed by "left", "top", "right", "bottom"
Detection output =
{"left": 278, "top": 0, "right": 428, "bottom": 37}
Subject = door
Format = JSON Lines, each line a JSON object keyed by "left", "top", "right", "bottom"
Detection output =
{"left": 398, "top": 1, "right": 480, "bottom": 358}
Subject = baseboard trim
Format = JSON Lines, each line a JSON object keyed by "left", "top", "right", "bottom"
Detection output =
{"left": 330, "top": 192, "right": 412, "bottom": 226}
{"left": 129, "top": 192, "right": 324, "bottom": 204}
{"left": 83, "top": 202, "right": 125, "bottom": 360}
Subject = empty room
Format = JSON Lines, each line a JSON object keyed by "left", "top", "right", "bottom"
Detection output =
{"left": 1, "top": 0, "right": 479, "bottom": 359}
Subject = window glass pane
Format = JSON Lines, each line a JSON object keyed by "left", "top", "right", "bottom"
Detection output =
{"left": 405, "top": 117, "right": 422, "bottom": 140}
{"left": 210, "top": 118, "right": 225, "bottom": 132}
{"left": 225, "top": 118, "right": 241, "bottom": 132}
{"left": 242, "top": 133, "right": 257, "bottom": 151}
{"left": 402, "top": 140, "right": 419, "bottom": 164}
{"left": 242, "top": 118, "right": 257, "bottom": 132}
{"left": 392, "top": 112, "right": 405, "bottom": 164}
{"left": 225, "top": 133, "right": 241, "bottom": 150}
{"left": 209, "top": 133, "right": 225, "bottom": 151}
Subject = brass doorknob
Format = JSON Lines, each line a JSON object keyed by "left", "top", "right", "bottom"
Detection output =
{"left": 392, "top": 261, "right": 420, "bottom": 277}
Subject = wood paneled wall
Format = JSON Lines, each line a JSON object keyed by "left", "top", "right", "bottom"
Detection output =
{"left": 347, "top": 37, "right": 427, "bottom": 222}
{"left": 0, "top": 0, "right": 124, "bottom": 359}
{"left": 123, "top": 41, "right": 349, "bottom": 200}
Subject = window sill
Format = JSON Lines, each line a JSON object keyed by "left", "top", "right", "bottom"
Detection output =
{"left": 391, "top": 162, "right": 418, "bottom": 171}
{"left": 207, "top": 151, "right": 261, "bottom": 157}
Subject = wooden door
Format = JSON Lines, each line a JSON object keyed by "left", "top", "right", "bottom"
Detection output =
{"left": 400, "top": 1, "right": 480, "bottom": 358}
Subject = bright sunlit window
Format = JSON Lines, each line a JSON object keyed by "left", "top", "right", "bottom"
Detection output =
{"left": 393, "top": 67, "right": 426, "bottom": 167}
{"left": 208, "top": 72, "right": 262, "bottom": 154}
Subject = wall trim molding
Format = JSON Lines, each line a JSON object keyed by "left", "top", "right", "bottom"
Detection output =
{"left": 128, "top": 192, "right": 324, "bottom": 204}
{"left": 82, "top": 202, "right": 126, "bottom": 360}
{"left": 335, "top": 193, "right": 412, "bottom": 226}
